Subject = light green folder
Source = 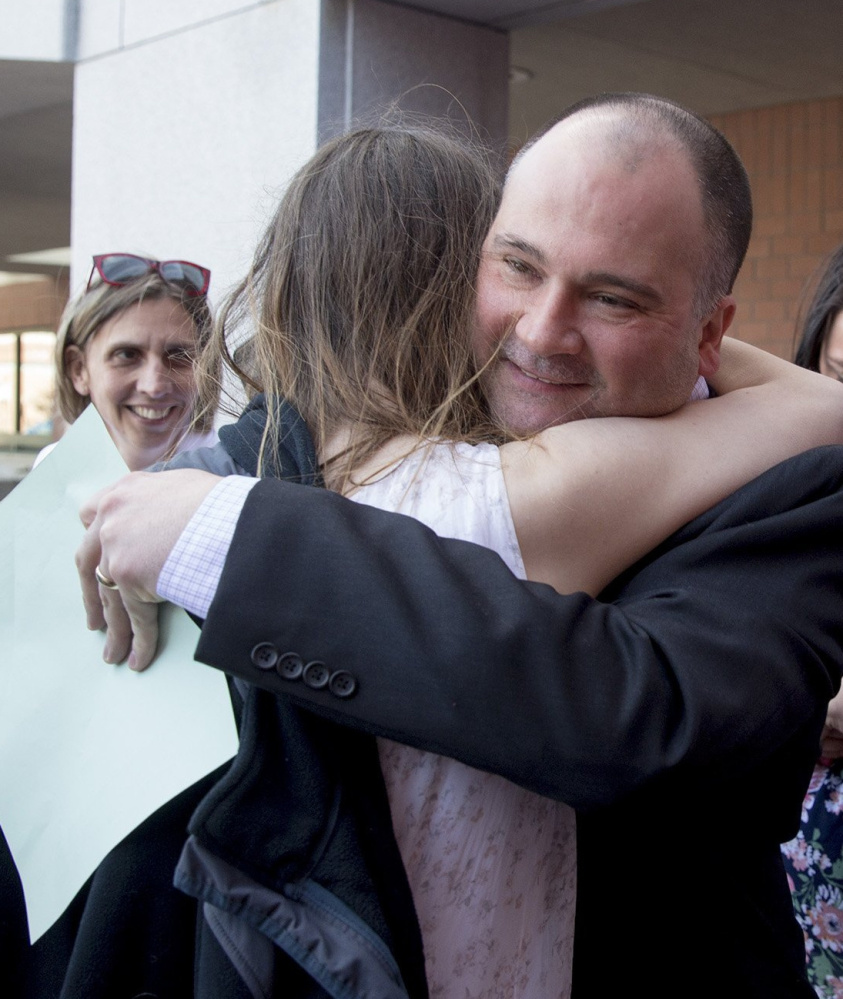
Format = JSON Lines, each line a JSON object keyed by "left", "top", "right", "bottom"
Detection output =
{"left": 0, "top": 407, "right": 238, "bottom": 942}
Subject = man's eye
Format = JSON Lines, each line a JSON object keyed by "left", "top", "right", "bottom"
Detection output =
{"left": 594, "top": 293, "right": 637, "bottom": 310}
{"left": 504, "top": 257, "right": 533, "bottom": 276}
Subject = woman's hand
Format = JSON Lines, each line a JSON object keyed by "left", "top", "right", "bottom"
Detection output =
{"left": 77, "top": 469, "right": 222, "bottom": 671}
{"left": 821, "top": 687, "right": 843, "bottom": 759}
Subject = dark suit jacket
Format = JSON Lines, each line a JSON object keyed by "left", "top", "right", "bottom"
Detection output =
{"left": 195, "top": 445, "right": 843, "bottom": 998}
{"left": 4, "top": 398, "right": 426, "bottom": 999}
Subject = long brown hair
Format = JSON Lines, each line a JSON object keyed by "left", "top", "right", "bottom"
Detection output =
{"left": 197, "top": 124, "right": 502, "bottom": 488}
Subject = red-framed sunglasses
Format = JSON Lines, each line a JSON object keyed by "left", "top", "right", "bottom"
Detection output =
{"left": 88, "top": 253, "right": 211, "bottom": 296}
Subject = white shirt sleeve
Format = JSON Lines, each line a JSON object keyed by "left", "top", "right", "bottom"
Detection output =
{"left": 689, "top": 375, "right": 710, "bottom": 402}
{"left": 157, "top": 475, "right": 259, "bottom": 618}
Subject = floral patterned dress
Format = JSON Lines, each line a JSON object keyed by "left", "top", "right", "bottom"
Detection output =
{"left": 782, "top": 759, "right": 843, "bottom": 998}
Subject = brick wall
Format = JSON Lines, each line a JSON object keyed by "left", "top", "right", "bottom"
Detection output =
{"left": 0, "top": 275, "right": 69, "bottom": 334}
{"left": 709, "top": 97, "right": 843, "bottom": 359}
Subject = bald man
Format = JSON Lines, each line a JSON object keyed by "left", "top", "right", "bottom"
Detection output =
{"left": 80, "top": 96, "right": 840, "bottom": 997}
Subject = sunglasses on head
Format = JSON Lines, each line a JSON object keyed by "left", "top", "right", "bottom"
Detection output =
{"left": 88, "top": 253, "right": 211, "bottom": 296}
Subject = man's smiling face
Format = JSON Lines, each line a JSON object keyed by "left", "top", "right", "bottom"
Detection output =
{"left": 472, "top": 113, "right": 733, "bottom": 435}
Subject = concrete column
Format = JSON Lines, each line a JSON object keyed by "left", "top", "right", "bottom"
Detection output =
{"left": 70, "top": 0, "right": 509, "bottom": 298}
{"left": 319, "top": 0, "right": 509, "bottom": 154}
{"left": 71, "top": 0, "right": 322, "bottom": 296}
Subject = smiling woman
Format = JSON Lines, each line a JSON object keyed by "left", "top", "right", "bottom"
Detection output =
{"left": 51, "top": 255, "right": 217, "bottom": 470}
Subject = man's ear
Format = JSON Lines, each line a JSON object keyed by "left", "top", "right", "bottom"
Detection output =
{"left": 697, "top": 295, "right": 736, "bottom": 380}
{"left": 64, "top": 345, "right": 90, "bottom": 397}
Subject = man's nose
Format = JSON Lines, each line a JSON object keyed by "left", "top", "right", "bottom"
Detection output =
{"left": 136, "top": 358, "right": 172, "bottom": 396}
{"left": 514, "top": 286, "right": 583, "bottom": 356}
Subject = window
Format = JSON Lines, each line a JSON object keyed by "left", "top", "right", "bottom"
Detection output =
{"left": 0, "top": 330, "right": 56, "bottom": 440}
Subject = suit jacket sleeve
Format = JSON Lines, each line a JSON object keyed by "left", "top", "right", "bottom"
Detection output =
{"left": 194, "top": 446, "right": 843, "bottom": 810}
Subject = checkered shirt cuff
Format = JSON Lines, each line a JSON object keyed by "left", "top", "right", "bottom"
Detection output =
{"left": 157, "top": 475, "right": 259, "bottom": 618}
{"left": 689, "top": 375, "right": 710, "bottom": 402}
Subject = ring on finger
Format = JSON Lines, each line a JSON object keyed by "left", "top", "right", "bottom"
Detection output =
{"left": 95, "top": 565, "right": 119, "bottom": 590}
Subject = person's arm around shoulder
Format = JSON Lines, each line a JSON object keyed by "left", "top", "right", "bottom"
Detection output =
{"left": 504, "top": 338, "right": 843, "bottom": 597}
{"left": 194, "top": 445, "right": 843, "bottom": 807}
{"left": 821, "top": 686, "right": 843, "bottom": 759}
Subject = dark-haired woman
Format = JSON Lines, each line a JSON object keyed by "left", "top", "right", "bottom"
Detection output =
{"left": 782, "top": 241, "right": 843, "bottom": 998}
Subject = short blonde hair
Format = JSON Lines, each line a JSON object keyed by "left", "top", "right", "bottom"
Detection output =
{"left": 54, "top": 271, "right": 215, "bottom": 430}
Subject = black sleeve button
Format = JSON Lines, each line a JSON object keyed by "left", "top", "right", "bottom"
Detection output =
{"left": 276, "top": 652, "right": 304, "bottom": 680}
{"left": 328, "top": 670, "right": 358, "bottom": 699}
{"left": 302, "top": 661, "right": 330, "bottom": 689}
{"left": 250, "top": 643, "right": 279, "bottom": 670}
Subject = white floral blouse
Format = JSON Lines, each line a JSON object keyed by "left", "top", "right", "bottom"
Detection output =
{"left": 354, "top": 442, "right": 577, "bottom": 998}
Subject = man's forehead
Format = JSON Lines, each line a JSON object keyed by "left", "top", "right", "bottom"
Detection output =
{"left": 510, "top": 111, "right": 621, "bottom": 174}
{"left": 495, "top": 116, "right": 699, "bottom": 235}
